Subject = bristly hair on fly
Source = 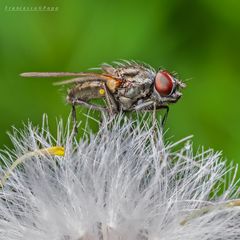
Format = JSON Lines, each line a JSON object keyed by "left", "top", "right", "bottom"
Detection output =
{"left": 0, "top": 114, "right": 240, "bottom": 240}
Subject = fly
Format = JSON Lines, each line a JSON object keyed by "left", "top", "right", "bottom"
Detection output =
{"left": 21, "top": 60, "right": 186, "bottom": 131}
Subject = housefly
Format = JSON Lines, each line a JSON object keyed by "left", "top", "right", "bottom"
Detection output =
{"left": 21, "top": 61, "right": 186, "bottom": 130}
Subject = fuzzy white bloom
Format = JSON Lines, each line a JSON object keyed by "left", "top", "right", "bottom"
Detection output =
{"left": 0, "top": 115, "right": 240, "bottom": 240}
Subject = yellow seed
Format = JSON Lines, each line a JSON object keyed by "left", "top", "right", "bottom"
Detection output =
{"left": 0, "top": 146, "right": 65, "bottom": 188}
{"left": 42, "top": 146, "right": 65, "bottom": 156}
{"left": 227, "top": 199, "right": 240, "bottom": 207}
{"left": 99, "top": 89, "right": 105, "bottom": 95}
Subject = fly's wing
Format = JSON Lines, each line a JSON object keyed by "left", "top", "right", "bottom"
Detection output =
{"left": 20, "top": 72, "right": 122, "bottom": 93}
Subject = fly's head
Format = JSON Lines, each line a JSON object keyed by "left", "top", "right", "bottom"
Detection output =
{"left": 151, "top": 70, "right": 186, "bottom": 106}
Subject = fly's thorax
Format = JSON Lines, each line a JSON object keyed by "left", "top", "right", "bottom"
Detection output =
{"left": 113, "top": 63, "right": 156, "bottom": 79}
{"left": 116, "top": 77, "right": 154, "bottom": 109}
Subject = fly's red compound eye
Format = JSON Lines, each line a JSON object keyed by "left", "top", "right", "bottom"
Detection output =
{"left": 154, "top": 70, "right": 174, "bottom": 96}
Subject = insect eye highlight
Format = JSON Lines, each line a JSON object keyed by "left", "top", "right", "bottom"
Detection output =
{"left": 154, "top": 71, "right": 174, "bottom": 96}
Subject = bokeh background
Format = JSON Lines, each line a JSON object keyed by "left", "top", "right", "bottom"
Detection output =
{"left": 0, "top": 0, "right": 240, "bottom": 163}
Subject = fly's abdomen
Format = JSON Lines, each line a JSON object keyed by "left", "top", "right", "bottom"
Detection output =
{"left": 67, "top": 81, "right": 106, "bottom": 102}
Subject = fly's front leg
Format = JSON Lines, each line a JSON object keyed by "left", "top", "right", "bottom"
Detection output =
{"left": 131, "top": 100, "right": 155, "bottom": 111}
{"left": 131, "top": 101, "right": 169, "bottom": 128}
{"left": 151, "top": 105, "right": 169, "bottom": 128}
{"left": 152, "top": 102, "right": 156, "bottom": 126}
{"left": 160, "top": 106, "right": 169, "bottom": 128}
{"left": 102, "top": 83, "right": 118, "bottom": 115}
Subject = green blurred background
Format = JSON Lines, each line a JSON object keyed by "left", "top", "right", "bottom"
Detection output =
{"left": 0, "top": 0, "right": 240, "bottom": 162}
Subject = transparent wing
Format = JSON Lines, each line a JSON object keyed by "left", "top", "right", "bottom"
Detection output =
{"left": 20, "top": 72, "right": 122, "bottom": 92}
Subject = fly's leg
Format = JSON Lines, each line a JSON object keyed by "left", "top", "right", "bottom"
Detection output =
{"left": 71, "top": 103, "right": 78, "bottom": 135}
{"left": 67, "top": 95, "right": 108, "bottom": 135}
{"left": 152, "top": 102, "right": 158, "bottom": 141}
{"left": 131, "top": 100, "right": 155, "bottom": 111}
{"left": 130, "top": 101, "right": 159, "bottom": 136}
{"left": 66, "top": 95, "right": 78, "bottom": 136}
{"left": 102, "top": 83, "right": 118, "bottom": 115}
{"left": 130, "top": 101, "right": 169, "bottom": 128}
{"left": 73, "top": 99, "right": 108, "bottom": 134}
{"left": 73, "top": 99, "right": 107, "bottom": 112}
{"left": 160, "top": 106, "right": 169, "bottom": 128}
{"left": 97, "top": 83, "right": 119, "bottom": 130}
{"left": 152, "top": 102, "right": 157, "bottom": 126}
{"left": 152, "top": 105, "right": 169, "bottom": 128}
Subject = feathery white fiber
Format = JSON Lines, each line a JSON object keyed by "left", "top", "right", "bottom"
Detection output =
{"left": 0, "top": 115, "right": 240, "bottom": 240}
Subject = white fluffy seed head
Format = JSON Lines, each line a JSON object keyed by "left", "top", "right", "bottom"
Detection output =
{"left": 0, "top": 114, "right": 240, "bottom": 240}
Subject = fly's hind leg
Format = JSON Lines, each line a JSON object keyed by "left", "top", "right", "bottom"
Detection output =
{"left": 66, "top": 95, "right": 78, "bottom": 136}
{"left": 67, "top": 95, "right": 108, "bottom": 135}
{"left": 74, "top": 98, "right": 109, "bottom": 129}
{"left": 71, "top": 103, "right": 78, "bottom": 135}
{"left": 74, "top": 99, "right": 107, "bottom": 112}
